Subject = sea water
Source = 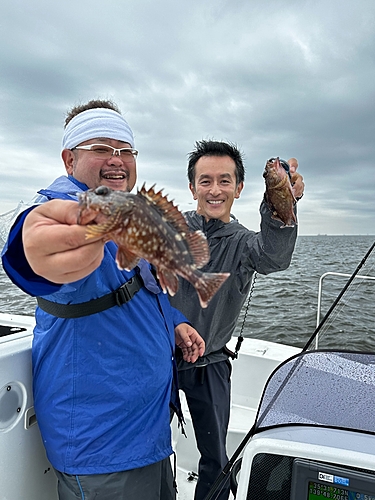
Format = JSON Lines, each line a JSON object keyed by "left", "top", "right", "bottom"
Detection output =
{"left": 1, "top": 235, "right": 374, "bottom": 351}
{"left": 233, "top": 234, "right": 375, "bottom": 351}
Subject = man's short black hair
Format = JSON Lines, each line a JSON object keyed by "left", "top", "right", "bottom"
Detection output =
{"left": 187, "top": 140, "right": 245, "bottom": 186}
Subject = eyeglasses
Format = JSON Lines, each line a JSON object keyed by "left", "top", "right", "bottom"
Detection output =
{"left": 73, "top": 144, "right": 138, "bottom": 161}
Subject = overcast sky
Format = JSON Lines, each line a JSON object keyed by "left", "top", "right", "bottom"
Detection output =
{"left": 1, "top": 0, "right": 374, "bottom": 236}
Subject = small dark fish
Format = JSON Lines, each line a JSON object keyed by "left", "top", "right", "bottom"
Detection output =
{"left": 78, "top": 184, "right": 230, "bottom": 308}
{"left": 263, "top": 157, "right": 301, "bottom": 228}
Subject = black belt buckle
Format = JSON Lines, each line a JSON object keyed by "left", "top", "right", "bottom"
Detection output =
{"left": 115, "top": 279, "right": 133, "bottom": 306}
{"left": 114, "top": 275, "right": 143, "bottom": 307}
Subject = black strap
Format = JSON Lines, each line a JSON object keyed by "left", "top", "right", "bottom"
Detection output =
{"left": 37, "top": 274, "right": 144, "bottom": 318}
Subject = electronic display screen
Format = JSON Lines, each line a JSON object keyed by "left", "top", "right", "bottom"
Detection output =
{"left": 308, "top": 480, "right": 375, "bottom": 499}
{"left": 290, "top": 459, "right": 375, "bottom": 500}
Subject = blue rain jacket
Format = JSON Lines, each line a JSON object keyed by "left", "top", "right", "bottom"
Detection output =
{"left": 1, "top": 176, "right": 187, "bottom": 474}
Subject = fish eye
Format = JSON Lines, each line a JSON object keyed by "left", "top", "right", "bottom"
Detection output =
{"left": 95, "top": 186, "right": 110, "bottom": 195}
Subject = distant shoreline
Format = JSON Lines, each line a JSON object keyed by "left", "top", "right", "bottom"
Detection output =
{"left": 298, "top": 234, "right": 375, "bottom": 237}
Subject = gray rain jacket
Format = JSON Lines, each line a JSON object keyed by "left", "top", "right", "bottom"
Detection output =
{"left": 169, "top": 199, "right": 298, "bottom": 369}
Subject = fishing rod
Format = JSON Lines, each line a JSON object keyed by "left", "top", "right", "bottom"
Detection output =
{"left": 203, "top": 240, "right": 375, "bottom": 500}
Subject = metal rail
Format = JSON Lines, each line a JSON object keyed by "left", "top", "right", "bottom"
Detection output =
{"left": 315, "top": 272, "right": 375, "bottom": 349}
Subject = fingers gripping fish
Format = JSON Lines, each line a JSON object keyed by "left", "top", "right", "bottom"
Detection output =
{"left": 263, "top": 157, "right": 302, "bottom": 228}
{"left": 78, "top": 184, "right": 230, "bottom": 308}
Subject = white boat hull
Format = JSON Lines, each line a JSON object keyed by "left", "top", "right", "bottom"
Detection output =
{"left": 0, "top": 313, "right": 58, "bottom": 499}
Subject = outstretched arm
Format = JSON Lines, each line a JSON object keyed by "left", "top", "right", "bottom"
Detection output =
{"left": 175, "top": 323, "right": 205, "bottom": 363}
{"left": 22, "top": 199, "right": 106, "bottom": 284}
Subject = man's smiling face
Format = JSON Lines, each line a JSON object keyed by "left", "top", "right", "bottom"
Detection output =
{"left": 62, "top": 137, "right": 137, "bottom": 192}
{"left": 189, "top": 155, "right": 243, "bottom": 222}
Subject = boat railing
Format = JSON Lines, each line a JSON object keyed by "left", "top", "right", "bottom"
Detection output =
{"left": 315, "top": 271, "right": 375, "bottom": 349}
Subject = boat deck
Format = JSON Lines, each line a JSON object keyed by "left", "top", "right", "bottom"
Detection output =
{"left": 174, "top": 337, "right": 300, "bottom": 499}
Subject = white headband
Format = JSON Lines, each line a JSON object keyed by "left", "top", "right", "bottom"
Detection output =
{"left": 62, "top": 108, "right": 135, "bottom": 150}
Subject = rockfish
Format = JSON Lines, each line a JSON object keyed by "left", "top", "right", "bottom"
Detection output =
{"left": 263, "top": 157, "right": 301, "bottom": 228}
{"left": 78, "top": 184, "right": 230, "bottom": 308}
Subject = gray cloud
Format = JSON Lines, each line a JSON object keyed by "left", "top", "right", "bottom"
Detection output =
{"left": 1, "top": 0, "right": 374, "bottom": 235}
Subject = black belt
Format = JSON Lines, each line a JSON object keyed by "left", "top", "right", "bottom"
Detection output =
{"left": 37, "top": 274, "right": 144, "bottom": 318}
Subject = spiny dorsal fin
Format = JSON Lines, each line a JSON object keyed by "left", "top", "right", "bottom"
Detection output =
{"left": 138, "top": 184, "right": 189, "bottom": 233}
{"left": 137, "top": 184, "right": 210, "bottom": 269}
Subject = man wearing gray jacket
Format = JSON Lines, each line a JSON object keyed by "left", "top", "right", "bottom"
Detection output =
{"left": 169, "top": 140, "right": 305, "bottom": 500}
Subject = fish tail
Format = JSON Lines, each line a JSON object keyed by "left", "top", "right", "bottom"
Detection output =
{"left": 193, "top": 272, "right": 230, "bottom": 308}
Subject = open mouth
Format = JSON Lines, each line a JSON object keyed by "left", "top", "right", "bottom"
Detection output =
{"left": 101, "top": 170, "right": 128, "bottom": 180}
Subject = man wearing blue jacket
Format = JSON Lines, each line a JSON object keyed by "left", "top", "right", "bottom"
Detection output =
{"left": 169, "top": 140, "right": 305, "bottom": 500}
{"left": 1, "top": 100, "right": 204, "bottom": 500}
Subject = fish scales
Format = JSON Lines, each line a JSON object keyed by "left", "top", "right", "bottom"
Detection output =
{"left": 263, "top": 157, "right": 301, "bottom": 228}
{"left": 78, "top": 184, "right": 229, "bottom": 308}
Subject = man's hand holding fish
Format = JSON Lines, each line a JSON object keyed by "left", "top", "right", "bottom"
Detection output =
{"left": 263, "top": 156, "right": 305, "bottom": 227}
{"left": 23, "top": 199, "right": 106, "bottom": 284}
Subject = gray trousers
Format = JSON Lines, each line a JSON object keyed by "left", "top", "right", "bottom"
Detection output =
{"left": 178, "top": 360, "right": 232, "bottom": 500}
{"left": 54, "top": 457, "right": 176, "bottom": 500}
